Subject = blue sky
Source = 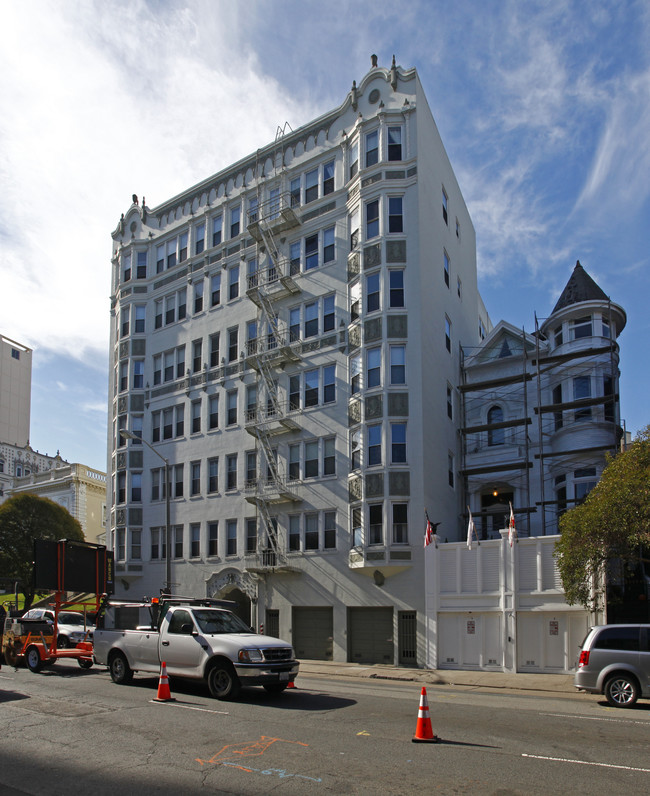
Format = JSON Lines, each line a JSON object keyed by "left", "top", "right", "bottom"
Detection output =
{"left": 1, "top": 0, "right": 648, "bottom": 472}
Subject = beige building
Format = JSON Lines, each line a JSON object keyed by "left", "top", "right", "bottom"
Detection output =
{"left": 10, "top": 463, "right": 107, "bottom": 544}
{"left": 0, "top": 334, "right": 32, "bottom": 447}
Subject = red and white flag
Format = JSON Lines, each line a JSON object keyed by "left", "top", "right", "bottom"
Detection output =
{"left": 424, "top": 511, "right": 434, "bottom": 548}
{"left": 467, "top": 509, "right": 476, "bottom": 550}
{"left": 508, "top": 502, "right": 517, "bottom": 547}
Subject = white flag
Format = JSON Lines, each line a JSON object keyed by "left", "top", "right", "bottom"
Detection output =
{"left": 467, "top": 509, "right": 476, "bottom": 550}
{"left": 508, "top": 502, "right": 517, "bottom": 547}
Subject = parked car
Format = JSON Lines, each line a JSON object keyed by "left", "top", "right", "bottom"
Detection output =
{"left": 21, "top": 609, "right": 94, "bottom": 648}
{"left": 574, "top": 624, "right": 650, "bottom": 707}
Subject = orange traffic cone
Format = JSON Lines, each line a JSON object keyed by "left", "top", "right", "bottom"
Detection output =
{"left": 412, "top": 687, "right": 439, "bottom": 743}
{"left": 152, "top": 661, "right": 175, "bottom": 702}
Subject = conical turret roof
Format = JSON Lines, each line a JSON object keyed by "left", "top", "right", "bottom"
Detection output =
{"left": 552, "top": 261, "right": 609, "bottom": 314}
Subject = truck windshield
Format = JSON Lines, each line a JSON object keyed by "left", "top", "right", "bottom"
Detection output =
{"left": 192, "top": 610, "right": 252, "bottom": 635}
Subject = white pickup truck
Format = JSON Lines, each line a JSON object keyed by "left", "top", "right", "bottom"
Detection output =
{"left": 93, "top": 597, "right": 298, "bottom": 700}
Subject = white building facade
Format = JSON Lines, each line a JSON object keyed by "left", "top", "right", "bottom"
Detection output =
{"left": 108, "top": 57, "right": 489, "bottom": 665}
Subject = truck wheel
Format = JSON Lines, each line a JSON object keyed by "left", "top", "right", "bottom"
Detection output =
{"left": 207, "top": 663, "right": 241, "bottom": 700}
{"left": 263, "top": 683, "right": 288, "bottom": 694}
{"left": 26, "top": 646, "right": 43, "bottom": 673}
{"left": 604, "top": 673, "right": 639, "bottom": 708}
{"left": 57, "top": 635, "right": 69, "bottom": 649}
{"left": 109, "top": 652, "right": 133, "bottom": 684}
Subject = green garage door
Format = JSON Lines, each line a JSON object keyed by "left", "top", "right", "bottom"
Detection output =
{"left": 348, "top": 607, "right": 394, "bottom": 664}
{"left": 292, "top": 607, "right": 333, "bottom": 660}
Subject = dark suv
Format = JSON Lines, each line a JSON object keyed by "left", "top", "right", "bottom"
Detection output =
{"left": 574, "top": 624, "right": 650, "bottom": 707}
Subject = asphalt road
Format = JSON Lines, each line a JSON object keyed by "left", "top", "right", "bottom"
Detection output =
{"left": 1, "top": 660, "right": 649, "bottom": 795}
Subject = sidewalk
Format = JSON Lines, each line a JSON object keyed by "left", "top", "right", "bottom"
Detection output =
{"left": 298, "top": 659, "right": 575, "bottom": 694}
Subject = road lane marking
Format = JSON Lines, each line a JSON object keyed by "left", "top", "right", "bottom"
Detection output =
{"left": 540, "top": 712, "right": 649, "bottom": 726}
{"left": 150, "top": 701, "right": 228, "bottom": 715}
{"left": 522, "top": 754, "right": 650, "bottom": 773}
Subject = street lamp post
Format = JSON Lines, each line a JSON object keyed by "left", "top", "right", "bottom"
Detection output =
{"left": 120, "top": 429, "right": 171, "bottom": 593}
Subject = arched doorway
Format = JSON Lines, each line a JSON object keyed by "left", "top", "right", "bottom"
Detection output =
{"left": 217, "top": 586, "right": 252, "bottom": 627}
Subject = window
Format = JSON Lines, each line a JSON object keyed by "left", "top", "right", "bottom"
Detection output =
{"left": 134, "top": 305, "right": 145, "bottom": 333}
{"left": 387, "top": 345, "right": 404, "bottom": 386}
{"left": 368, "top": 504, "right": 383, "bottom": 545}
{"left": 210, "top": 273, "right": 221, "bottom": 307}
{"left": 604, "top": 375, "right": 615, "bottom": 422}
{"left": 444, "top": 251, "right": 450, "bottom": 287}
{"left": 304, "top": 301, "right": 318, "bottom": 338}
{"left": 392, "top": 503, "right": 408, "bottom": 544}
{"left": 131, "top": 415, "right": 143, "bottom": 443}
{"left": 174, "top": 463, "right": 184, "bottom": 497}
{"left": 151, "top": 527, "right": 166, "bottom": 560}
{"left": 290, "top": 177, "right": 301, "bottom": 207}
{"left": 442, "top": 188, "right": 448, "bottom": 224}
{"left": 226, "top": 519, "right": 237, "bottom": 556}
{"left": 246, "top": 518, "right": 257, "bottom": 553}
{"left": 289, "top": 515, "right": 301, "bottom": 551}
{"left": 323, "top": 227, "right": 335, "bottom": 263}
{"left": 553, "top": 384, "right": 563, "bottom": 430}
{"left": 175, "top": 405, "right": 184, "bottom": 437}
{"left": 115, "top": 528, "right": 125, "bottom": 560}
{"left": 190, "top": 524, "right": 200, "bottom": 558}
{"left": 448, "top": 453, "right": 455, "bottom": 488}
{"left": 487, "top": 406, "right": 505, "bottom": 446}
{"left": 389, "top": 270, "right": 404, "bottom": 307}
{"left": 116, "top": 473, "right": 126, "bottom": 504}
{"left": 366, "top": 199, "right": 379, "bottom": 239}
{"left": 323, "top": 437, "right": 335, "bottom": 475}
{"left": 366, "top": 272, "right": 380, "bottom": 313}
{"left": 571, "top": 315, "right": 592, "bottom": 340}
{"left": 228, "top": 265, "right": 239, "bottom": 300}
{"left": 248, "top": 196, "right": 258, "bottom": 225}
{"left": 122, "top": 253, "right": 131, "bottom": 283}
{"left": 154, "top": 300, "right": 163, "bottom": 329}
{"left": 226, "top": 454, "right": 237, "bottom": 490}
{"left": 121, "top": 306, "right": 130, "bottom": 337}
{"left": 350, "top": 281, "right": 361, "bottom": 321}
{"left": 228, "top": 327, "right": 238, "bottom": 362}
{"left": 573, "top": 376, "right": 592, "bottom": 421}
{"left": 323, "top": 365, "right": 335, "bottom": 404}
{"left": 245, "top": 384, "right": 257, "bottom": 423}
{"left": 352, "top": 506, "right": 362, "bottom": 546}
{"left": 195, "top": 224, "right": 205, "bottom": 255}
{"left": 350, "top": 354, "right": 361, "bottom": 394}
{"left": 323, "top": 294, "right": 335, "bottom": 331}
{"left": 289, "top": 375, "right": 300, "bottom": 411}
{"left": 305, "top": 168, "right": 318, "bottom": 203}
{"left": 208, "top": 457, "right": 219, "bottom": 493}
{"left": 446, "top": 384, "right": 453, "bottom": 420}
{"left": 131, "top": 472, "right": 142, "bottom": 502}
{"left": 191, "top": 400, "right": 201, "bottom": 434}
{"left": 208, "top": 522, "right": 218, "bottom": 557}
{"left": 245, "top": 451, "right": 256, "bottom": 487}
{"left": 208, "top": 395, "right": 219, "bottom": 429}
{"left": 457, "top": 276, "right": 462, "bottom": 298}
{"left": 133, "top": 360, "right": 144, "bottom": 389}
{"left": 387, "top": 126, "right": 402, "bottom": 161}
{"left": 152, "top": 412, "right": 161, "bottom": 443}
{"left": 323, "top": 160, "right": 334, "bottom": 195}
{"left": 304, "top": 441, "right": 318, "bottom": 478}
{"left": 167, "top": 238, "right": 177, "bottom": 269}
{"left": 156, "top": 245, "right": 164, "bottom": 274}
{"left": 194, "top": 281, "right": 204, "bottom": 314}
{"left": 191, "top": 462, "right": 201, "bottom": 496}
{"left": 455, "top": 218, "right": 460, "bottom": 239}
{"left": 574, "top": 467, "right": 597, "bottom": 503}
{"left": 230, "top": 206, "right": 240, "bottom": 238}
{"left": 305, "top": 233, "right": 318, "bottom": 270}
{"left": 247, "top": 258, "right": 258, "bottom": 290}
{"left": 368, "top": 424, "right": 382, "bottom": 466}
{"left": 324, "top": 510, "right": 336, "bottom": 549}
{"left": 351, "top": 429, "right": 361, "bottom": 469}
{"left": 227, "top": 390, "right": 237, "bottom": 425}
{"left": 288, "top": 445, "right": 300, "bottom": 481}
{"left": 304, "top": 369, "right": 319, "bottom": 407}
{"left": 129, "top": 528, "right": 141, "bottom": 561}
{"left": 365, "top": 130, "right": 378, "bottom": 167}
{"left": 367, "top": 348, "right": 381, "bottom": 388}
{"left": 179, "top": 232, "right": 188, "bottom": 262}
{"left": 349, "top": 141, "right": 359, "bottom": 180}
{"left": 136, "top": 251, "right": 147, "bottom": 279}
{"left": 209, "top": 333, "right": 220, "bottom": 367}
{"left": 305, "top": 513, "right": 319, "bottom": 550}
{"left": 192, "top": 339, "right": 202, "bottom": 373}
{"left": 151, "top": 468, "right": 163, "bottom": 501}
{"left": 290, "top": 241, "right": 301, "bottom": 276}
{"left": 212, "top": 215, "right": 222, "bottom": 247}
{"left": 391, "top": 423, "right": 407, "bottom": 463}
{"left": 388, "top": 196, "right": 403, "bottom": 233}
{"left": 174, "top": 526, "right": 183, "bottom": 559}
{"left": 119, "top": 361, "right": 128, "bottom": 392}
{"left": 445, "top": 316, "right": 452, "bottom": 353}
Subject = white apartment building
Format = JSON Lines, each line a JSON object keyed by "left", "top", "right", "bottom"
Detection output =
{"left": 108, "top": 56, "right": 490, "bottom": 665}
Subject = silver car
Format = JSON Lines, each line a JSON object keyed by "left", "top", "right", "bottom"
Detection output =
{"left": 574, "top": 624, "right": 650, "bottom": 707}
{"left": 21, "top": 609, "right": 94, "bottom": 648}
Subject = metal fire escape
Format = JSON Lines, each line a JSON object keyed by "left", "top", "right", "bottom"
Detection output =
{"left": 244, "top": 154, "right": 303, "bottom": 571}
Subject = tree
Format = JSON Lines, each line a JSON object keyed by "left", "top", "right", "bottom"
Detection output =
{"left": 0, "top": 493, "right": 84, "bottom": 610}
{"left": 555, "top": 426, "right": 650, "bottom": 611}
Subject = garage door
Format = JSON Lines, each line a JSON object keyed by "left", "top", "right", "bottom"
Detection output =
{"left": 348, "top": 607, "right": 393, "bottom": 664}
{"left": 292, "top": 607, "right": 333, "bottom": 660}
